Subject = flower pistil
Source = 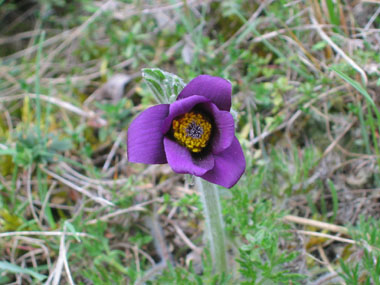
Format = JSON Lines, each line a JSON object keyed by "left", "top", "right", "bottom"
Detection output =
{"left": 172, "top": 112, "right": 212, "bottom": 153}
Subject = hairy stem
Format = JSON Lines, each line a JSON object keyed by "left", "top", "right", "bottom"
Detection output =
{"left": 196, "top": 177, "right": 228, "bottom": 274}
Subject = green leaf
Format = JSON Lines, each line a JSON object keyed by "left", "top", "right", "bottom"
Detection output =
{"left": 328, "top": 179, "right": 339, "bottom": 222}
{"left": 0, "top": 148, "right": 16, "bottom": 156}
{"left": 64, "top": 221, "right": 81, "bottom": 242}
{"left": 312, "top": 41, "right": 327, "bottom": 51}
{"left": 331, "top": 67, "right": 373, "bottom": 107}
{"left": 0, "top": 261, "right": 46, "bottom": 281}
{"left": 331, "top": 67, "right": 380, "bottom": 121}
{"left": 49, "top": 138, "right": 72, "bottom": 152}
{"left": 326, "top": 0, "right": 340, "bottom": 27}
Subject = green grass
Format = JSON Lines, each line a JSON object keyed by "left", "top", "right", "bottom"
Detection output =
{"left": 1, "top": 0, "right": 380, "bottom": 284}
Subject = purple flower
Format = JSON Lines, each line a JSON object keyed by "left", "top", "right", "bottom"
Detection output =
{"left": 127, "top": 75, "right": 246, "bottom": 188}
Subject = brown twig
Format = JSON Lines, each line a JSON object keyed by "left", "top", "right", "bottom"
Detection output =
{"left": 284, "top": 215, "right": 348, "bottom": 234}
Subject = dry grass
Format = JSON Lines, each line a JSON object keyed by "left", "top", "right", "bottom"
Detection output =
{"left": 1, "top": 0, "right": 380, "bottom": 284}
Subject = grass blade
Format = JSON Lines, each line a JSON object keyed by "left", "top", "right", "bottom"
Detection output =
{"left": 0, "top": 261, "right": 46, "bottom": 281}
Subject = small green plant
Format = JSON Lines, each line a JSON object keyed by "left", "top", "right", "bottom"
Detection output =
{"left": 13, "top": 128, "right": 72, "bottom": 167}
{"left": 339, "top": 216, "right": 380, "bottom": 284}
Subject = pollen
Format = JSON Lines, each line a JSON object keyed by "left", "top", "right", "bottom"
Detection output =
{"left": 172, "top": 112, "right": 212, "bottom": 153}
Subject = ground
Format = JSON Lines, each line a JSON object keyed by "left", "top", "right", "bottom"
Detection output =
{"left": 1, "top": 0, "right": 380, "bottom": 284}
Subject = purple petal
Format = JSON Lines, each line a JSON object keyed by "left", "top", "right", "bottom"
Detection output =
{"left": 198, "top": 102, "right": 235, "bottom": 154}
{"left": 201, "top": 137, "right": 245, "bottom": 188}
{"left": 127, "top": 104, "right": 169, "bottom": 164}
{"left": 177, "top": 75, "right": 232, "bottom": 111}
{"left": 164, "top": 137, "right": 214, "bottom": 176}
{"left": 162, "top": 95, "right": 210, "bottom": 134}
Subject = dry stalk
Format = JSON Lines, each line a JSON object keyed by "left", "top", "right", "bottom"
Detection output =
{"left": 168, "top": 220, "right": 202, "bottom": 255}
{"left": 310, "top": 14, "right": 368, "bottom": 85}
{"left": 86, "top": 199, "right": 161, "bottom": 225}
{"left": 26, "top": 166, "right": 44, "bottom": 229}
{"left": 294, "top": 229, "right": 355, "bottom": 244}
{"left": 284, "top": 214, "right": 348, "bottom": 234}
{"left": 317, "top": 245, "right": 345, "bottom": 285}
{"left": 0, "top": 93, "right": 107, "bottom": 127}
{"left": 41, "top": 166, "right": 114, "bottom": 207}
{"left": 0, "top": 231, "right": 92, "bottom": 239}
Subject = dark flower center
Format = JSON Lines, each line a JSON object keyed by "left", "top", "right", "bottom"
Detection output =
{"left": 186, "top": 121, "right": 204, "bottom": 139}
{"left": 172, "top": 112, "right": 212, "bottom": 153}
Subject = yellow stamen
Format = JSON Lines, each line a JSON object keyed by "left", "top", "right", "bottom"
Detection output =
{"left": 172, "top": 112, "right": 212, "bottom": 153}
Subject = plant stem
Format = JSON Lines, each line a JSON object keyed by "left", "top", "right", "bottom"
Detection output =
{"left": 195, "top": 177, "right": 228, "bottom": 274}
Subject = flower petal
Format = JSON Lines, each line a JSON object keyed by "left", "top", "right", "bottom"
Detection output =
{"left": 177, "top": 75, "right": 232, "bottom": 111}
{"left": 198, "top": 102, "right": 235, "bottom": 154}
{"left": 201, "top": 137, "right": 245, "bottom": 188}
{"left": 164, "top": 137, "right": 214, "bottom": 176}
{"left": 162, "top": 95, "right": 210, "bottom": 134}
{"left": 127, "top": 104, "right": 169, "bottom": 164}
